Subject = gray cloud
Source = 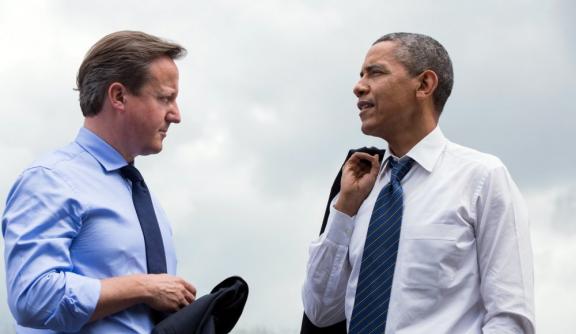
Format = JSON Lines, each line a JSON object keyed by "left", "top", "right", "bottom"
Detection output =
{"left": 0, "top": 0, "right": 574, "bottom": 332}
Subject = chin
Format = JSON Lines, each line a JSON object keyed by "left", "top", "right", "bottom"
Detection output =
{"left": 361, "top": 123, "right": 386, "bottom": 140}
{"left": 360, "top": 122, "right": 376, "bottom": 136}
{"left": 141, "top": 145, "right": 163, "bottom": 156}
{"left": 152, "top": 139, "right": 164, "bottom": 152}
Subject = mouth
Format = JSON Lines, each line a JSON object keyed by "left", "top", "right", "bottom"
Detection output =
{"left": 357, "top": 100, "right": 374, "bottom": 111}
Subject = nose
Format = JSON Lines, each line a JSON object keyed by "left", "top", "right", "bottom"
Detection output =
{"left": 353, "top": 77, "right": 369, "bottom": 98}
{"left": 167, "top": 103, "right": 181, "bottom": 124}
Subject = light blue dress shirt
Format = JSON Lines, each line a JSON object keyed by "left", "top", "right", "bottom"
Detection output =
{"left": 2, "top": 128, "right": 177, "bottom": 333}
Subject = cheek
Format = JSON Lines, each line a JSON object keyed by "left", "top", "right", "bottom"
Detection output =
{"left": 152, "top": 107, "right": 167, "bottom": 122}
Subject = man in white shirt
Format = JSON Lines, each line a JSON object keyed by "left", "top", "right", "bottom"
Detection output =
{"left": 302, "top": 32, "right": 535, "bottom": 333}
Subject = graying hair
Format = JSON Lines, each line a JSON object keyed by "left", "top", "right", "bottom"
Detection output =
{"left": 76, "top": 31, "right": 186, "bottom": 117}
{"left": 374, "top": 32, "right": 453, "bottom": 113}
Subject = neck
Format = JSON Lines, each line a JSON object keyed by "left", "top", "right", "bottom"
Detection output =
{"left": 84, "top": 115, "right": 134, "bottom": 163}
{"left": 386, "top": 111, "right": 438, "bottom": 157}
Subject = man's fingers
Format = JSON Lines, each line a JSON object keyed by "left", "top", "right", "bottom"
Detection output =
{"left": 184, "top": 290, "right": 195, "bottom": 304}
{"left": 180, "top": 295, "right": 191, "bottom": 308}
{"left": 183, "top": 280, "right": 197, "bottom": 297}
{"left": 347, "top": 152, "right": 380, "bottom": 177}
{"left": 370, "top": 154, "right": 380, "bottom": 175}
{"left": 350, "top": 151, "right": 376, "bottom": 161}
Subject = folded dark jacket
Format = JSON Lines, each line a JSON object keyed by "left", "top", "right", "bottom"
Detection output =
{"left": 301, "top": 147, "right": 385, "bottom": 334}
{"left": 153, "top": 276, "right": 249, "bottom": 334}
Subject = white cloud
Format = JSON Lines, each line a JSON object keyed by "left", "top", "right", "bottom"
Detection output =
{"left": 0, "top": 0, "right": 573, "bottom": 332}
{"left": 524, "top": 184, "right": 576, "bottom": 333}
{"left": 532, "top": 229, "right": 576, "bottom": 333}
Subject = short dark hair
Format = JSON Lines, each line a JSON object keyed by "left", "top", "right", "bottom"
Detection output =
{"left": 76, "top": 31, "right": 186, "bottom": 117}
{"left": 374, "top": 32, "right": 453, "bottom": 113}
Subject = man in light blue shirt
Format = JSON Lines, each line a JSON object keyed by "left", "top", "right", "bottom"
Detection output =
{"left": 2, "top": 31, "right": 196, "bottom": 333}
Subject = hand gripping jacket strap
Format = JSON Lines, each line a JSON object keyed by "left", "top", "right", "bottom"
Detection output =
{"left": 153, "top": 276, "right": 249, "bottom": 334}
{"left": 300, "top": 147, "right": 386, "bottom": 334}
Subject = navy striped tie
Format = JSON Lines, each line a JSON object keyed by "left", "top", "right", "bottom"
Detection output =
{"left": 349, "top": 157, "right": 414, "bottom": 334}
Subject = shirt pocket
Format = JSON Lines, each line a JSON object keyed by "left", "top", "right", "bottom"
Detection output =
{"left": 400, "top": 224, "right": 466, "bottom": 288}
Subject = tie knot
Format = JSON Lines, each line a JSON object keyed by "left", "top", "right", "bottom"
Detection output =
{"left": 120, "top": 164, "right": 144, "bottom": 183}
{"left": 388, "top": 157, "right": 414, "bottom": 182}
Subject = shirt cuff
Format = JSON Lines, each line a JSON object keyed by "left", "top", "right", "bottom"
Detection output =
{"left": 324, "top": 205, "right": 355, "bottom": 246}
{"left": 56, "top": 273, "right": 101, "bottom": 331}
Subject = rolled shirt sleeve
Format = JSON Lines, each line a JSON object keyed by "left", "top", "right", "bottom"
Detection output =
{"left": 302, "top": 203, "right": 355, "bottom": 327}
{"left": 2, "top": 167, "right": 100, "bottom": 331}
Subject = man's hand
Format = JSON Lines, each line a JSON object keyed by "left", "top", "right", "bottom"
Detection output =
{"left": 90, "top": 274, "right": 197, "bottom": 322}
{"left": 335, "top": 152, "right": 380, "bottom": 216}
{"left": 142, "top": 274, "right": 197, "bottom": 312}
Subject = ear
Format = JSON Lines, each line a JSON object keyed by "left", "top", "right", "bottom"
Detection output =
{"left": 107, "top": 82, "right": 128, "bottom": 112}
{"left": 415, "top": 70, "right": 438, "bottom": 100}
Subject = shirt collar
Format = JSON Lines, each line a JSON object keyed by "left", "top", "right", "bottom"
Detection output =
{"left": 382, "top": 126, "right": 448, "bottom": 173}
{"left": 75, "top": 127, "right": 128, "bottom": 172}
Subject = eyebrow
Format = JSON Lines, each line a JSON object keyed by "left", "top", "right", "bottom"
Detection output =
{"left": 156, "top": 91, "right": 178, "bottom": 101}
{"left": 360, "top": 64, "right": 389, "bottom": 77}
{"left": 157, "top": 89, "right": 178, "bottom": 97}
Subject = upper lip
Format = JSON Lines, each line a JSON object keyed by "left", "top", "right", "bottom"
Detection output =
{"left": 357, "top": 100, "right": 374, "bottom": 110}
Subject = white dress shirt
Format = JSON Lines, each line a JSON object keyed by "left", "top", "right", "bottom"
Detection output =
{"left": 302, "top": 127, "right": 535, "bottom": 333}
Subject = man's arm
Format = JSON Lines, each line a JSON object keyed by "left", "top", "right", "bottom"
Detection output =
{"left": 302, "top": 153, "right": 379, "bottom": 326}
{"left": 302, "top": 206, "right": 355, "bottom": 326}
{"left": 2, "top": 167, "right": 196, "bottom": 330}
{"left": 474, "top": 164, "right": 535, "bottom": 333}
{"left": 3, "top": 167, "right": 100, "bottom": 331}
{"left": 90, "top": 274, "right": 196, "bottom": 322}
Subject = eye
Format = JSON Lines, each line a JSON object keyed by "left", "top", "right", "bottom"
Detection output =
{"left": 158, "top": 96, "right": 171, "bottom": 104}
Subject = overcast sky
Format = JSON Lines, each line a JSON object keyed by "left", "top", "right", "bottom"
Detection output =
{"left": 0, "top": 0, "right": 574, "bottom": 333}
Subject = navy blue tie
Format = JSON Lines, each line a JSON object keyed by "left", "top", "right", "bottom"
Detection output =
{"left": 121, "top": 164, "right": 167, "bottom": 275}
{"left": 349, "top": 157, "right": 414, "bottom": 334}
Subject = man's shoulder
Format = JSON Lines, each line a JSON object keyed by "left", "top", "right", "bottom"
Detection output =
{"left": 443, "top": 141, "right": 505, "bottom": 172}
{"left": 27, "top": 142, "right": 89, "bottom": 173}
{"left": 5, "top": 143, "right": 92, "bottom": 205}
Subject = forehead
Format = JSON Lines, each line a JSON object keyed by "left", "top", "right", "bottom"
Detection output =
{"left": 146, "top": 56, "right": 179, "bottom": 88}
{"left": 362, "top": 41, "right": 402, "bottom": 68}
